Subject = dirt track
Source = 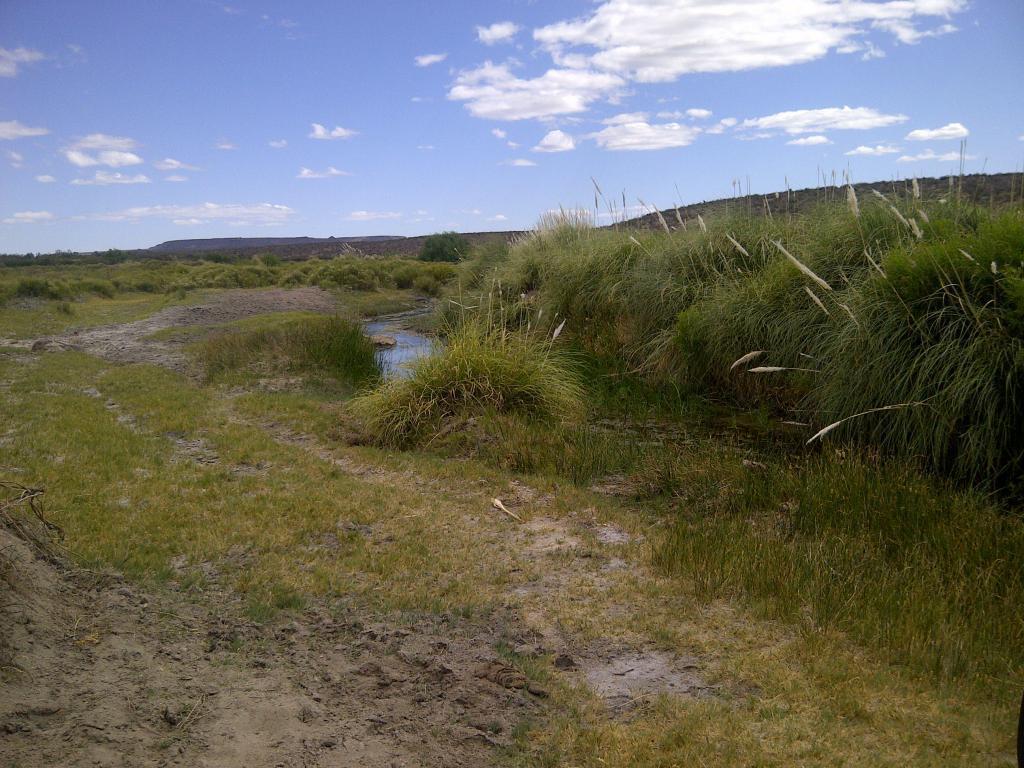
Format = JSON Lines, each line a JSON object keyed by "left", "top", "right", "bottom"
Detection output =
{"left": 0, "top": 525, "right": 549, "bottom": 767}
{"left": 34, "top": 287, "right": 339, "bottom": 372}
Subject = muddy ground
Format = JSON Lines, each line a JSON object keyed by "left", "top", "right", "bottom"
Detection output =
{"left": 0, "top": 289, "right": 710, "bottom": 767}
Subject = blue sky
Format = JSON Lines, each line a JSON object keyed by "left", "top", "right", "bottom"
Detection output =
{"left": 1, "top": 0, "right": 1022, "bottom": 252}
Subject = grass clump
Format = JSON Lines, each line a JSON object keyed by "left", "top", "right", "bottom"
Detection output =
{"left": 197, "top": 315, "right": 380, "bottom": 386}
{"left": 350, "top": 322, "right": 583, "bottom": 448}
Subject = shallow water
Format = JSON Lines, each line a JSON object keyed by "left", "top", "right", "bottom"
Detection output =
{"left": 363, "top": 313, "right": 435, "bottom": 379}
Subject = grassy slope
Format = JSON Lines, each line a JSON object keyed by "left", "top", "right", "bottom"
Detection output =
{"left": 0, "top": 347, "right": 1015, "bottom": 765}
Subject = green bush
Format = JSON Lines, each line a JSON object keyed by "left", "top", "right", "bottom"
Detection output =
{"left": 14, "top": 277, "right": 68, "bottom": 300}
{"left": 420, "top": 232, "right": 470, "bottom": 263}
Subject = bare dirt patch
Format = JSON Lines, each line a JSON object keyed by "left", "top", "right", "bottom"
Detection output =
{"left": 0, "top": 525, "right": 547, "bottom": 767}
{"left": 25, "top": 287, "right": 339, "bottom": 373}
{"left": 575, "top": 646, "right": 711, "bottom": 712}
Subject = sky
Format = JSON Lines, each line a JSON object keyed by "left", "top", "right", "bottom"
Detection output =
{"left": 1, "top": 0, "right": 1022, "bottom": 253}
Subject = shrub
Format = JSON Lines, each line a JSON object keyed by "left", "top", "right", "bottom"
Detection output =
{"left": 420, "top": 232, "right": 470, "bottom": 263}
{"left": 350, "top": 322, "right": 583, "bottom": 447}
{"left": 412, "top": 274, "right": 441, "bottom": 296}
{"left": 13, "top": 277, "right": 67, "bottom": 300}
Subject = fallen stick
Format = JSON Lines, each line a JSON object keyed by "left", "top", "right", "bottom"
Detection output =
{"left": 491, "top": 498, "right": 521, "bottom": 523}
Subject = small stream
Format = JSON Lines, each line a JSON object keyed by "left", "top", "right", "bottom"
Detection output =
{"left": 363, "top": 307, "right": 436, "bottom": 379}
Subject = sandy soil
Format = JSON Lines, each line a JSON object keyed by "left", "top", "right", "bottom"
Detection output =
{"left": 0, "top": 526, "right": 547, "bottom": 767}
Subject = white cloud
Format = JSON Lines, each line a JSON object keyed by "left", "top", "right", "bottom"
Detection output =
{"left": 309, "top": 123, "right": 357, "bottom": 140}
{"left": 448, "top": 62, "right": 623, "bottom": 121}
{"left": 477, "top": 21, "right": 520, "bottom": 45}
{"left": 897, "top": 149, "right": 973, "bottom": 163}
{"left": 87, "top": 202, "right": 295, "bottom": 225}
{"left": 70, "top": 171, "right": 151, "bottom": 185}
{"left": 64, "top": 149, "right": 143, "bottom": 168}
{"left": 6, "top": 150, "right": 23, "bottom": 167}
{"left": 905, "top": 122, "right": 968, "bottom": 141}
{"left": 417, "top": 144, "right": 435, "bottom": 150}
{"left": 297, "top": 166, "right": 351, "bottom": 179}
{"left": 2, "top": 210, "right": 54, "bottom": 225}
{"left": 686, "top": 108, "right": 712, "bottom": 119}
{"left": 0, "top": 47, "right": 44, "bottom": 78}
{"left": 414, "top": 52, "right": 448, "bottom": 67}
{"left": 72, "top": 133, "right": 138, "bottom": 151}
{"left": 501, "top": 158, "right": 537, "bottom": 167}
{"left": 491, "top": 128, "right": 507, "bottom": 139}
{"left": 874, "top": 19, "right": 957, "bottom": 44}
{"left": 35, "top": 174, "right": 55, "bottom": 183}
{"left": 165, "top": 174, "right": 188, "bottom": 182}
{"left": 704, "top": 117, "right": 737, "bottom": 135}
{"left": 533, "top": 129, "right": 575, "bottom": 152}
{"left": 346, "top": 210, "right": 402, "bottom": 221}
{"left": 742, "top": 106, "right": 908, "bottom": 135}
{"left": 787, "top": 135, "right": 831, "bottom": 146}
{"left": 269, "top": 139, "right": 288, "bottom": 148}
{"left": 845, "top": 144, "right": 901, "bottom": 156}
{"left": 0, "top": 120, "right": 50, "bottom": 140}
{"left": 216, "top": 140, "right": 237, "bottom": 150}
{"left": 448, "top": 1, "right": 963, "bottom": 126}
{"left": 590, "top": 115, "right": 700, "bottom": 151}
{"left": 603, "top": 112, "right": 648, "bottom": 125}
{"left": 533, "top": 0, "right": 965, "bottom": 82}
{"left": 154, "top": 157, "right": 198, "bottom": 171}
{"left": 488, "top": 213, "right": 508, "bottom": 222}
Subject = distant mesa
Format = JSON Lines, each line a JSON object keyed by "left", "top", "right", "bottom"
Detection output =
{"left": 148, "top": 235, "right": 404, "bottom": 253}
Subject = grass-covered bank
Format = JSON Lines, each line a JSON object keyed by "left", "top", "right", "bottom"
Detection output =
{"left": 477, "top": 195, "right": 1024, "bottom": 495}
{"left": 349, "top": 192, "right": 1024, "bottom": 700}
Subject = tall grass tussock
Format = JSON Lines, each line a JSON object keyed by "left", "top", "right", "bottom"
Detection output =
{"left": 476, "top": 196, "right": 1024, "bottom": 495}
{"left": 350, "top": 320, "right": 583, "bottom": 448}
{"left": 197, "top": 315, "right": 381, "bottom": 386}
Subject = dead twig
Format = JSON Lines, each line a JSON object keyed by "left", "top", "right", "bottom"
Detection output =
{"left": 0, "top": 481, "right": 63, "bottom": 558}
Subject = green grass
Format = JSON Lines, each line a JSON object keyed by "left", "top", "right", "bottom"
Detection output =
{"left": 350, "top": 321, "right": 584, "bottom": 447}
{"left": 0, "top": 291, "right": 201, "bottom": 339}
{"left": 652, "top": 448, "right": 1024, "bottom": 695}
{"left": 1, "top": 329, "right": 1017, "bottom": 765}
{"left": 346, "top": 193, "right": 1024, "bottom": 699}
{"left": 196, "top": 314, "right": 381, "bottom": 387}
{"left": 5, "top": 198, "right": 1023, "bottom": 765}
{"left": 0, "top": 254, "right": 458, "bottom": 307}
{"left": 461, "top": 196, "right": 1024, "bottom": 495}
